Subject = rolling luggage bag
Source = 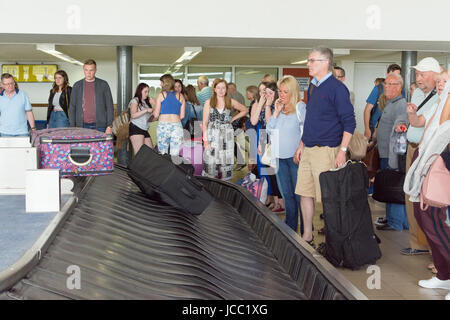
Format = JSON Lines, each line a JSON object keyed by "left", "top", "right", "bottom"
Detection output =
{"left": 319, "top": 161, "right": 381, "bottom": 269}
{"left": 179, "top": 140, "right": 203, "bottom": 176}
{"left": 31, "top": 128, "right": 114, "bottom": 177}
{"left": 128, "top": 145, "right": 213, "bottom": 216}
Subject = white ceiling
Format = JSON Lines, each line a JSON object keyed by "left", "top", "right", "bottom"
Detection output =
{"left": 1, "top": 34, "right": 450, "bottom": 66}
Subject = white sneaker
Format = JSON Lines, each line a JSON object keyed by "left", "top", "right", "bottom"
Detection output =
{"left": 418, "top": 277, "right": 450, "bottom": 290}
{"left": 446, "top": 293, "right": 450, "bottom": 300}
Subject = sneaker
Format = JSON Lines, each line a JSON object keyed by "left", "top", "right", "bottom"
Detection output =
{"left": 374, "top": 217, "right": 387, "bottom": 226}
{"left": 418, "top": 277, "right": 450, "bottom": 290}
{"left": 317, "top": 242, "right": 326, "bottom": 255}
{"left": 400, "top": 248, "right": 430, "bottom": 255}
{"left": 271, "top": 206, "right": 285, "bottom": 213}
{"left": 376, "top": 224, "right": 396, "bottom": 231}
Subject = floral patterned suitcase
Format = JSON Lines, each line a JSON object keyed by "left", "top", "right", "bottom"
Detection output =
{"left": 31, "top": 128, "right": 114, "bottom": 177}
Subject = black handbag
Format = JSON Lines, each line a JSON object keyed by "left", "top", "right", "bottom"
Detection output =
{"left": 183, "top": 103, "right": 200, "bottom": 138}
{"left": 372, "top": 169, "right": 405, "bottom": 204}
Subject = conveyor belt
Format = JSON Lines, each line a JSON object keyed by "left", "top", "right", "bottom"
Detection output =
{"left": 1, "top": 166, "right": 364, "bottom": 300}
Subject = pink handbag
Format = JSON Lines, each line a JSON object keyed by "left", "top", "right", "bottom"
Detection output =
{"left": 420, "top": 154, "right": 450, "bottom": 210}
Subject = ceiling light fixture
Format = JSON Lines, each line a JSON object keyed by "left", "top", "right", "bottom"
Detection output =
{"left": 291, "top": 59, "right": 308, "bottom": 65}
{"left": 36, "top": 44, "right": 83, "bottom": 66}
{"left": 166, "top": 47, "right": 202, "bottom": 74}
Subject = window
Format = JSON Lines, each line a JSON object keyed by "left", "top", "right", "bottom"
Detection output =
{"left": 235, "top": 67, "right": 278, "bottom": 106}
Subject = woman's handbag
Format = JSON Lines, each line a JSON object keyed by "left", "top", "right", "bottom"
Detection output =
{"left": 420, "top": 152, "right": 450, "bottom": 210}
{"left": 348, "top": 130, "right": 368, "bottom": 160}
{"left": 261, "top": 143, "right": 276, "bottom": 168}
{"left": 363, "top": 143, "right": 379, "bottom": 179}
{"left": 372, "top": 169, "right": 405, "bottom": 204}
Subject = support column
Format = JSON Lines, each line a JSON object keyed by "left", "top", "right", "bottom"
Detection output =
{"left": 116, "top": 46, "right": 133, "bottom": 165}
{"left": 401, "top": 51, "right": 417, "bottom": 101}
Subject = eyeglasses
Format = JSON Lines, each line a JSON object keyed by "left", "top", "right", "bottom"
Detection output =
{"left": 307, "top": 59, "right": 327, "bottom": 63}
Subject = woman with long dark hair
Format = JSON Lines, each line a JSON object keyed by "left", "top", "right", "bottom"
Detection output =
{"left": 129, "top": 83, "right": 153, "bottom": 154}
{"left": 47, "top": 70, "right": 71, "bottom": 128}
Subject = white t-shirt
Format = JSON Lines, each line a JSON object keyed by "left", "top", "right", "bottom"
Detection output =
{"left": 406, "top": 88, "right": 439, "bottom": 143}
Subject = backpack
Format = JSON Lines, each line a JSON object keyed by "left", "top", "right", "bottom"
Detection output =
{"left": 112, "top": 107, "right": 131, "bottom": 151}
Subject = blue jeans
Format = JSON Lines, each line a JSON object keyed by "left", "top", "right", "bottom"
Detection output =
{"left": 83, "top": 123, "right": 106, "bottom": 133}
{"left": 380, "top": 158, "right": 409, "bottom": 230}
{"left": 0, "top": 133, "right": 27, "bottom": 137}
{"left": 49, "top": 111, "right": 70, "bottom": 128}
{"left": 275, "top": 157, "right": 304, "bottom": 234}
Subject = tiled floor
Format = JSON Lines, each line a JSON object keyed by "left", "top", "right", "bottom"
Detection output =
{"left": 273, "top": 196, "right": 448, "bottom": 300}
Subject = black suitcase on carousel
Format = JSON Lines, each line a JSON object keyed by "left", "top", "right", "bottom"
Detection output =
{"left": 319, "top": 161, "right": 381, "bottom": 269}
{"left": 128, "top": 145, "right": 213, "bottom": 216}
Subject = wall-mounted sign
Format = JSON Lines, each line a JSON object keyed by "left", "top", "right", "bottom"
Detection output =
{"left": 1, "top": 64, "right": 58, "bottom": 83}
{"left": 296, "top": 77, "right": 310, "bottom": 91}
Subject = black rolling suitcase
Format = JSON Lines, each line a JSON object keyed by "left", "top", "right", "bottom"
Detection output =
{"left": 319, "top": 161, "right": 381, "bottom": 269}
{"left": 128, "top": 145, "right": 213, "bottom": 216}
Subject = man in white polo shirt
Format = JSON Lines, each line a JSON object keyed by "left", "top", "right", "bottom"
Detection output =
{"left": 396, "top": 57, "right": 440, "bottom": 256}
{"left": 0, "top": 73, "right": 36, "bottom": 136}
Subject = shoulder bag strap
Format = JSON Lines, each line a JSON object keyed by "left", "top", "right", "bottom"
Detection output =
{"left": 417, "top": 89, "right": 437, "bottom": 112}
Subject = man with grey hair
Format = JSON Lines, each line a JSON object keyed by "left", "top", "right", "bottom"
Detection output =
{"left": 196, "top": 75, "right": 212, "bottom": 106}
{"left": 0, "top": 73, "right": 36, "bottom": 136}
{"left": 375, "top": 72, "right": 409, "bottom": 231}
{"left": 293, "top": 46, "right": 356, "bottom": 247}
{"left": 394, "top": 57, "right": 440, "bottom": 255}
{"left": 227, "top": 82, "right": 245, "bottom": 105}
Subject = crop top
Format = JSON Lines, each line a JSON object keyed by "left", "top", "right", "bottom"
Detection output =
{"left": 160, "top": 91, "right": 181, "bottom": 115}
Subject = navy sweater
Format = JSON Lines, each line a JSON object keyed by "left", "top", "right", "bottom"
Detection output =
{"left": 302, "top": 76, "right": 356, "bottom": 147}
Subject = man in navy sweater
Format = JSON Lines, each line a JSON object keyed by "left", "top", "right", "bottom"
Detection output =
{"left": 294, "top": 46, "right": 356, "bottom": 247}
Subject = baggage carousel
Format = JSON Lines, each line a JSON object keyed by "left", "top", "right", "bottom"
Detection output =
{"left": 0, "top": 166, "right": 366, "bottom": 300}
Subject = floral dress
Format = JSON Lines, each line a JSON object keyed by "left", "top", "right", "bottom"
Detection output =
{"left": 203, "top": 107, "right": 234, "bottom": 181}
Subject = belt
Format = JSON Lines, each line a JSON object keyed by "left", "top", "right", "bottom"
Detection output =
{"left": 409, "top": 142, "right": 419, "bottom": 149}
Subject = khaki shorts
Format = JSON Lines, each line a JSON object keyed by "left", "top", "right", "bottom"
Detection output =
{"left": 295, "top": 146, "right": 339, "bottom": 203}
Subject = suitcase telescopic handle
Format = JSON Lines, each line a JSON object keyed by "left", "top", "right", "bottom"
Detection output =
{"left": 69, "top": 146, "right": 93, "bottom": 166}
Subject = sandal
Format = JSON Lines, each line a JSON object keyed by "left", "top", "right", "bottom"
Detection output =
{"left": 427, "top": 263, "right": 435, "bottom": 270}
{"left": 431, "top": 267, "right": 438, "bottom": 274}
{"left": 304, "top": 237, "right": 316, "bottom": 249}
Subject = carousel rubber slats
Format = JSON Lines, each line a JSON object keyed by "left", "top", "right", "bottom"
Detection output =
{"left": 2, "top": 166, "right": 354, "bottom": 300}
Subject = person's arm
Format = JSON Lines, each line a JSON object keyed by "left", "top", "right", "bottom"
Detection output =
{"left": 69, "top": 83, "right": 77, "bottom": 127}
{"left": 406, "top": 103, "right": 426, "bottom": 127}
{"left": 26, "top": 110, "right": 36, "bottom": 131}
{"left": 154, "top": 92, "right": 166, "bottom": 121}
{"left": 46, "top": 90, "right": 53, "bottom": 128}
{"left": 335, "top": 86, "right": 356, "bottom": 167}
{"left": 363, "top": 102, "right": 374, "bottom": 138}
{"left": 440, "top": 94, "right": 450, "bottom": 124}
{"left": 202, "top": 100, "right": 211, "bottom": 150}
{"left": 130, "top": 100, "right": 151, "bottom": 119}
{"left": 250, "top": 97, "right": 265, "bottom": 125}
{"left": 230, "top": 99, "right": 248, "bottom": 123}
{"left": 179, "top": 96, "right": 186, "bottom": 120}
{"left": 104, "top": 82, "right": 114, "bottom": 135}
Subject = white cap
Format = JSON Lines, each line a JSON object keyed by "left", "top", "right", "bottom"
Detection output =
{"left": 411, "top": 57, "right": 441, "bottom": 73}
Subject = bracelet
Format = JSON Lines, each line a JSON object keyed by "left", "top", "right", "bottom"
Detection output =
{"left": 31, "top": 127, "right": 36, "bottom": 130}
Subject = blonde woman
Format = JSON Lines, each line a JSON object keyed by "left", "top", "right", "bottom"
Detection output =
{"left": 153, "top": 74, "right": 185, "bottom": 156}
{"left": 267, "top": 75, "right": 306, "bottom": 233}
{"left": 202, "top": 79, "right": 248, "bottom": 180}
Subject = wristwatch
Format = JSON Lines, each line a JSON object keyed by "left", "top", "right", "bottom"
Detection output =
{"left": 340, "top": 146, "right": 347, "bottom": 153}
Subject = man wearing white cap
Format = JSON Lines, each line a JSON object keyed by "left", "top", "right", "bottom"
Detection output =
{"left": 396, "top": 57, "right": 440, "bottom": 256}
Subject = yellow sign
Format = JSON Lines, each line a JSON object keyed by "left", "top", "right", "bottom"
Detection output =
{"left": 1, "top": 64, "right": 58, "bottom": 82}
